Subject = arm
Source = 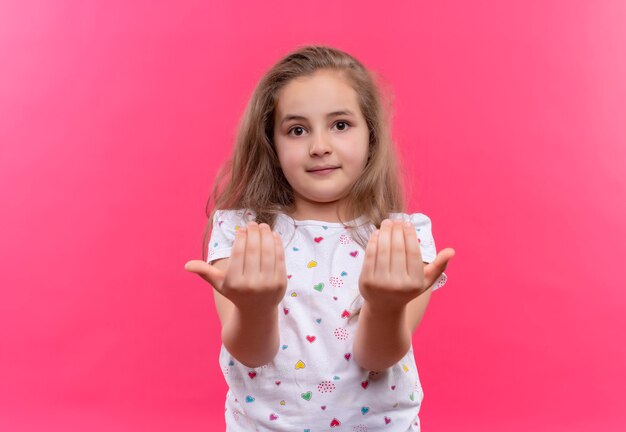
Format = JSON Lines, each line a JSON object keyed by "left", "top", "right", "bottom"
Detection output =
{"left": 186, "top": 218, "right": 287, "bottom": 368}
{"left": 405, "top": 277, "right": 433, "bottom": 333}
{"left": 221, "top": 301, "right": 280, "bottom": 368}
{"left": 353, "top": 270, "right": 433, "bottom": 372}
{"left": 211, "top": 258, "right": 280, "bottom": 368}
{"left": 353, "top": 300, "right": 411, "bottom": 372}
{"left": 354, "top": 217, "right": 453, "bottom": 372}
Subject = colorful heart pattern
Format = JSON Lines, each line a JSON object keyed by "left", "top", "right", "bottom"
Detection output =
{"left": 329, "top": 276, "right": 344, "bottom": 288}
{"left": 214, "top": 211, "right": 429, "bottom": 428}
{"left": 339, "top": 234, "right": 351, "bottom": 245}
{"left": 317, "top": 380, "right": 336, "bottom": 393}
{"left": 333, "top": 327, "right": 349, "bottom": 341}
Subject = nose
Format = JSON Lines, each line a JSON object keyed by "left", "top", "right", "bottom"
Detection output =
{"left": 309, "top": 130, "right": 332, "bottom": 157}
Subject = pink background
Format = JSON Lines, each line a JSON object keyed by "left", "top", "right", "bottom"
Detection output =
{"left": 1, "top": 0, "right": 625, "bottom": 430}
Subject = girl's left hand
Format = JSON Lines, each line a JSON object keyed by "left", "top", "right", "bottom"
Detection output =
{"left": 358, "top": 219, "right": 455, "bottom": 312}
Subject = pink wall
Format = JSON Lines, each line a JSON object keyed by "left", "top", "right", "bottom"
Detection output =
{"left": 1, "top": 0, "right": 625, "bottom": 430}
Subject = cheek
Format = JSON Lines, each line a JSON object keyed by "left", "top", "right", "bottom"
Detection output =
{"left": 340, "top": 142, "right": 369, "bottom": 171}
{"left": 350, "top": 130, "right": 370, "bottom": 169}
{"left": 275, "top": 145, "right": 303, "bottom": 178}
{"left": 277, "top": 150, "right": 300, "bottom": 170}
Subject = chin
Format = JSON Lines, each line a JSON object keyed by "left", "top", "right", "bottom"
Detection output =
{"left": 306, "top": 193, "right": 348, "bottom": 203}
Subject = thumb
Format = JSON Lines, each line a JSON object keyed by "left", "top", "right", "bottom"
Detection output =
{"left": 184, "top": 260, "right": 225, "bottom": 291}
{"left": 424, "top": 248, "right": 455, "bottom": 286}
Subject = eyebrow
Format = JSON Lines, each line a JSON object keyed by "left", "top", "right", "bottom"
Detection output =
{"left": 280, "top": 110, "right": 355, "bottom": 125}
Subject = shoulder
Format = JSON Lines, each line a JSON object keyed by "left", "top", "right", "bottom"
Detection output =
{"left": 208, "top": 209, "right": 255, "bottom": 248}
{"left": 207, "top": 209, "right": 256, "bottom": 263}
{"left": 388, "top": 212, "right": 436, "bottom": 259}
{"left": 388, "top": 212, "right": 433, "bottom": 229}
{"left": 390, "top": 212, "right": 449, "bottom": 291}
{"left": 212, "top": 208, "right": 256, "bottom": 226}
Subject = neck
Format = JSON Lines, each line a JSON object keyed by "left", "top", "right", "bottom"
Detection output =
{"left": 288, "top": 200, "right": 347, "bottom": 223}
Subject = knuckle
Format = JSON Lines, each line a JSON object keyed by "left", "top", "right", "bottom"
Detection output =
{"left": 388, "top": 280, "right": 403, "bottom": 291}
{"left": 259, "top": 281, "right": 274, "bottom": 292}
{"left": 226, "top": 279, "right": 243, "bottom": 291}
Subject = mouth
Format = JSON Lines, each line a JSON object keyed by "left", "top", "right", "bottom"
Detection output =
{"left": 307, "top": 166, "right": 340, "bottom": 173}
{"left": 307, "top": 167, "right": 339, "bottom": 174}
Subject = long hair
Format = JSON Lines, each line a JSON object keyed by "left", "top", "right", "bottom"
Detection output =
{"left": 201, "top": 44, "right": 409, "bottom": 318}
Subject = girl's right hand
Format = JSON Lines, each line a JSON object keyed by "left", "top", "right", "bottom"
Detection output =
{"left": 184, "top": 222, "right": 288, "bottom": 312}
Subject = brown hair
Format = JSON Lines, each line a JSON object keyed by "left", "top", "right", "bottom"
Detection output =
{"left": 200, "top": 44, "right": 409, "bottom": 319}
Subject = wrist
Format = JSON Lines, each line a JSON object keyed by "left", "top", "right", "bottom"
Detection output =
{"left": 234, "top": 303, "right": 279, "bottom": 321}
{"left": 361, "top": 299, "right": 406, "bottom": 319}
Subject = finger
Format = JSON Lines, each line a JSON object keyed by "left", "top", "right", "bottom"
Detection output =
{"left": 244, "top": 221, "right": 261, "bottom": 276}
{"left": 184, "top": 260, "right": 225, "bottom": 291}
{"left": 403, "top": 221, "right": 424, "bottom": 283}
{"left": 361, "top": 229, "right": 379, "bottom": 280}
{"left": 226, "top": 225, "right": 247, "bottom": 279}
{"left": 424, "top": 248, "right": 455, "bottom": 288}
{"left": 375, "top": 219, "right": 392, "bottom": 275}
{"left": 259, "top": 223, "right": 275, "bottom": 277}
{"left": 273, "top": 232, "right": 287, "bottom": 282}
{"left": 390, "top": 220, "right": 407, "bottom": 278}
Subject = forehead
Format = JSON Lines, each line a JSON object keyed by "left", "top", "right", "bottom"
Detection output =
{"left": 275, "top": 70, "right": 361, "bottom": 118}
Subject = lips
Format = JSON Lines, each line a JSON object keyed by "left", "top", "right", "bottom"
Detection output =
{"left": 307, "top": 166, "right": 339, "bottom": 172}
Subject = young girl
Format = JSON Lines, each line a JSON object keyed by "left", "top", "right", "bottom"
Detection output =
{"left": 185, "top": 45, "right": 455, "bottom": 431}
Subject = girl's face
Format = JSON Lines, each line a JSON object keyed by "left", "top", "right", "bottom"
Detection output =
{"left": 273, "top": 69, "right": 369, "bottom": 221}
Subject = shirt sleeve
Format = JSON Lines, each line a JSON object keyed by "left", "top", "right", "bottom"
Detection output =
{"left": 409, "top": 213, "right": 448, "bottom": 291}
{"left": 207, "top": 209, "right": 250, "bottom": 264}
{"left": 389, "top": 212, "right": 448, "bottom": 291}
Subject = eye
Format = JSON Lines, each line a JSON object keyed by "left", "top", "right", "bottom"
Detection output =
{"left": 288, "top": 126, "right": 306, "bottom": 137}
{"left": 334, "top": 121, "right": 351, "bottom": 131}
{"left": 287, "top": 121, "right": 352, "bottom": 137}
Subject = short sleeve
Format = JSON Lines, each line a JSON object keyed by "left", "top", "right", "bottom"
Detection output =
{"left": 389, "top": 212, "right": 448, "bottom": 291}
{"left": 207, "top": 209, "right": 251, "bottom": 264}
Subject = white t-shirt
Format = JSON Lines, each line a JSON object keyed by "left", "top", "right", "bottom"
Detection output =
{"left": 208, "top": 209, "right": 448, "bottom": 431}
